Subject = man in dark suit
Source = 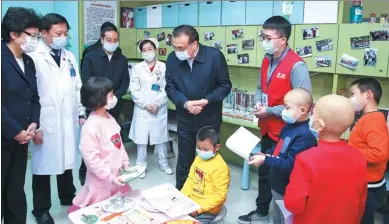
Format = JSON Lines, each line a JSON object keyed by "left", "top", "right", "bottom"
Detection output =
{"left": 80, "top": 22, "right": 122, "bottom": 68}
{"left": 79, "top": 23, "right": 129, "bottom": 186}
{"left": 165, "top": 25, "right": 232, "bottom": 190}
{"left": 1, "top": 7, "right": 41, "bottom": 224}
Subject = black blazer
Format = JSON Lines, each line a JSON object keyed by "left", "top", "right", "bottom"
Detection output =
{"left": 1, "top": 41, "right": 40, "bottom": 141}
{"left": 81, "top": 47, "right": 129, "bottom": 99}
{"left": 80, "top": 40, "right": 122, "bottom": 68}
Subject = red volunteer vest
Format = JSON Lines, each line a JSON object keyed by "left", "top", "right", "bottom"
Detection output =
{"left": 258, "top": 49, "right": 304, "bottom": 141}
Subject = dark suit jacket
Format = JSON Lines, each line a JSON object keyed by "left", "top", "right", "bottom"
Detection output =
{"left": 81, "top": 47, "right": 129, "bottom": 99}
{"left": 1, "top": 41, "right": 40, "bottom": 141}
{"left": 81, "top": 40, "right": 122, "bottom": 68}
{"left": 165, "top": 44, "right": 232, "bottom": 132}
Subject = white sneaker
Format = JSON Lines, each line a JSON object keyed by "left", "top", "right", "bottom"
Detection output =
{"left": 139, "top": 171, "right": 146, "bottom": 179}
{"left": 160, "top": 165, "right": 173, "bottom": 175}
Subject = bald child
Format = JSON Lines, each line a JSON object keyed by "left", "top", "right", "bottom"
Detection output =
{"left": 284, "top": 94, "right": 368, "bottom": 224}
{"left": 248, "top": 88, "right": 317, "bottom": 224}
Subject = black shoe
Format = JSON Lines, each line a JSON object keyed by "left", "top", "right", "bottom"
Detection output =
{"left": 36, "top": 212, "right": 54, "bottom": 224}
{"left": 79, "top": 172, "right": 86, "bottom": 186}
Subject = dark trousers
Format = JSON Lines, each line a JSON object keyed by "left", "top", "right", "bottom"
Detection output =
{"left": 361, "top": 185, "right": 387, "bottom": 224}
{"left": 175, "top": 126, "right": 198, "bottom": 190}
{"left": 255, "top": 134, "right": 277, "bottom": 216}
{"left": 32, "top": 169, "right": 76, "bottom": 217}
{"left": 1, "top": 139, "right": 28, "bottom": 224}
{"left": 79, "top": 100, "right": 124, "bottom": 183}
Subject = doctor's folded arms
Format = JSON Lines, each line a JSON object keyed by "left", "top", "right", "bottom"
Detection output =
{"left": 28, "top": 13, "right": 86, "bottom": 224}
{"left": 129, "top": 38, "right": 173, "bottom": 179}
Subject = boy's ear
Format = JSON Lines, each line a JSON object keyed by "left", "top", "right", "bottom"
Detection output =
{"left": 214, "top": 144, "right": 221, "bottom": 152}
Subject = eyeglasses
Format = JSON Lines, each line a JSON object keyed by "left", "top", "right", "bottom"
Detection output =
{"left": 24, "top": 31, "right": 41, "bottom": 40}
{"left": 259, "top": 34, "right": 284, "bottom": 42}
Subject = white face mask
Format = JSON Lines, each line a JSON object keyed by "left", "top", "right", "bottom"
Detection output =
{"left": 103, "top": 41, "right": 119, "bottom": 52}
{"left": 105, "top": 95, "right": 118, "bottom": 110}
{"left": 262, "top": 40, "right": 277, "bottom": 55}
{"left": 350, "top": 96, "right": 367, "bottom": 112}
{"left": 18, "top": 36, "right": 39, "bottom": 53}
{"left": 50, "top": 36, "right": 68, "bottom": 50}
{"left": 175, "top": 50, "right": 190, "bottom": 61}
{"left": 142, "top": 51, "right": 155, "bottom": 62}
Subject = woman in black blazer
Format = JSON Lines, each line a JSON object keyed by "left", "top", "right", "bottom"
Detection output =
{"left": 1, "top": 7, "right": 41, "bottom": 224}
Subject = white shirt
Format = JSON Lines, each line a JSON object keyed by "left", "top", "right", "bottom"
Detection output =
{"left": 15, "top": 57, "right": 25, "bottom": 73}
{"left": 187, "top": 47, "right": 199, "bottom": 70}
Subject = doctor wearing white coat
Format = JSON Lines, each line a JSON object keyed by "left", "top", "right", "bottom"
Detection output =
{"left": 28, "top": 14, "right": 86, "bottom": 224}
{"left": 129, "top": 38, "right": 173, "bottom": 179}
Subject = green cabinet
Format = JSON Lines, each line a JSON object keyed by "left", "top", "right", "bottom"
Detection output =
{"left": 136, "top": 29, "right": 156, "bottom": 59}
{"left": 153, "top": 28, "right": 174, "bottom": 61}
{"left": 336, "top": 24, "right": 389, "bottom": 77}
{"left": 198, "top": 27, "right": 226, "bottom": 55}
{"left": 119, "top": 28, "right": 137, "bottom": 59}
{"left": 256, "top": 26, "right": 295, "bottom": 67}
{"left": 225, "top": 26, "right": 258, "bottom": 67}
{"left": 294, "top": 24, "right": 338, "bottom": 73}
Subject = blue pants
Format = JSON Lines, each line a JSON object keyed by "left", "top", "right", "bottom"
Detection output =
{"left": 193, "top": 213, "right": 217, "bottom": 224}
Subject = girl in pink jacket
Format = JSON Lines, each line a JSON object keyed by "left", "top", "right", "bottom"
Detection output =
{"left": 69, "top": 77, "right": 131, "bottom": 213}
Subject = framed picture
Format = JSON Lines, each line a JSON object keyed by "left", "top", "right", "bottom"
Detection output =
{"left": 296, "top": 45, "right": 313, "bottom": 58}
{"left": 237, "top": 53, "right": 249, "bottom": 64}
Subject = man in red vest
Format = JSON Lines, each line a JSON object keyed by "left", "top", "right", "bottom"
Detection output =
{"left": 238, "top": 16, "right": 312, "bottom": 224}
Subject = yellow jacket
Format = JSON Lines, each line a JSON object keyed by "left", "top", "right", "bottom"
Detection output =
{"left": 181, "top": 153, "right": 230, "bottom": 214}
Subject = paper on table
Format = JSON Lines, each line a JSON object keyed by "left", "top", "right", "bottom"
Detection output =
{"left": 226, "top": 126, "right": 261, "bottom": 160}
{"left": 141, "top": 183, "right": 201, "bottom": 219}
{"left": 275, "top": 200, "right": 293, "bottom": 224}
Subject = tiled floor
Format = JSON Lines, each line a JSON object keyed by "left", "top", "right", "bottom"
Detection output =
{"left": 23, "top": 142, "right": 387, "bottom": 224}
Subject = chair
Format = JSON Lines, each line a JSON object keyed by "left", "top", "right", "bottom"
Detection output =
{"left": 154, "top": 132, "right": 178, "bottom": 159}
{"left": 241, "top": 146, "right": 262, "bottom": 190}
{"left": 210, "top": 205, "right": 227, "bottom": 224}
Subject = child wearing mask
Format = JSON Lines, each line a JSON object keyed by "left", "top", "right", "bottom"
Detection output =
{"left": 348, "top": 78, "right": 389, "bottom": 224}
{"left": 69, "top": 77, "right": 131, "bottom": 213}
{"left": 248, "top": 88, "right": 317, "bottom": 224}
{"left": 181, "top": 126, "right": 230, "bottom": 224}
{"left": 284, "top": 94, "right": 367, "bottom": 224}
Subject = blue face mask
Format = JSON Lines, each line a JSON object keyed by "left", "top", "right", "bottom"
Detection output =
{"left": 196, "top": 148, "right": 215, "bottom": 160}
{"left": 309, "top": 118, "right": 319, "bottom": 138}
{"left": 175, "top": 50, "right": 190, "bottom": 61}
{"left": 281, "top": 108, "right": 301, "bottom": 124}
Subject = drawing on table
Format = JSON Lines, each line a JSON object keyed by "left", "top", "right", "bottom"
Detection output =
{"left": 101, "top": 196, "right": 135, "bottom": 213}
{"left": 80, "top": 214, "right": 98, "bottom": 224}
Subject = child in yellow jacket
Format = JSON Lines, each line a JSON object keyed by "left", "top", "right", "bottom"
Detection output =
{"left": 181, "top": 126, "right": 230, "bottom": 224}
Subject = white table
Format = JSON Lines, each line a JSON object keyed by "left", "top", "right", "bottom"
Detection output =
{"left": 68, "top": 189, "right": 195, "bottom": 224}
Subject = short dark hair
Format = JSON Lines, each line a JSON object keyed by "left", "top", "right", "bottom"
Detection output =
{"left": 100, "top": 24, "right": 118, "bottom": 38}
{"left": 139, "top": 39, "right": 156, "bottom": 51}
{"left": 196, "top": 126, "right": 220, "bottom": 146}
{"left": 351, "top": 77, "right": 383, "bottom": 104}
{"left": 41, "top": 13, "right": 70, "bottom": 32}
{"left": 81, "top": 77, "right": 114, "bottom": 110}
{"left": 100, "top": 22, "right": 116, "bottom": 31}
{"left": 1, "top": 7, "right": 41, "bottom": 43}
{"left": 263, "top": 16, "right": 292, "bottom": 40}
{"left": 172, "top": 25, "right": 199, "bottom": 44}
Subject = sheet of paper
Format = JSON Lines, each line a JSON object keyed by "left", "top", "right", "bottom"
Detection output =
{"left": 226, "top": 126, "right": 261, "bottom": 160}
{"left": 146, "top": 5, "right": 162, "bottom": 28}
{"left": 275, "top": 200, "right": 293, "bottom": 224}
{"left": 141, "top": 183, "right": 201, "bottom": 219}
{"left": 303, "top": 1, "right": 338, "bottom": 24}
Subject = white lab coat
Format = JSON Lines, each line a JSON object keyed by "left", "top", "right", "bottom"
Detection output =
{"left": 129, "top": 60, "right": 168, "bottom": 145}
{"left": 28, "top": 42, "right": 85, "bottom": 175}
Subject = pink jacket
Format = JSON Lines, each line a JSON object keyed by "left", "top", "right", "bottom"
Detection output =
{"left": 73, "top": 112, "right": 130, "bottom": 208}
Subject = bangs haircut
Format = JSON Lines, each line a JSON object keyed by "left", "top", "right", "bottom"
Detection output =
{"left": 81, "top": 77, "right": 114, "bottom": 110}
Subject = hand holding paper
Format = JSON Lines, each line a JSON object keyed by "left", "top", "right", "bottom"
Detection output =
{"left": 226, "top": 127, "right": 261, "bottom": 160}
{"left": 248, "top": 154, "right": 267, "bottom": 167}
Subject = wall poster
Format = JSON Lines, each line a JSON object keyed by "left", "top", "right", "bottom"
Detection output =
{"left": 84, "top": 1, "right": 118, "bottom": 48}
